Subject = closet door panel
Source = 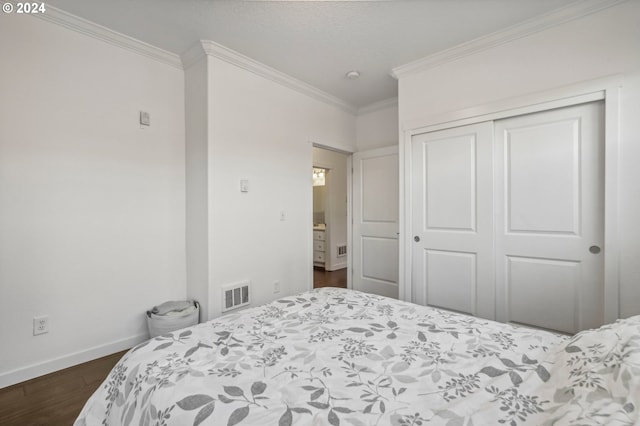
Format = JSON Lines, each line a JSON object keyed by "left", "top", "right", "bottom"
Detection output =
{"left": 425, "top": 250, "right": 476, "bottom": 315}
{"left": 507, "top": 256, "right": 578, "bottom": 334}
{"left": 411, "top": 122, "right": 494, "bottom": 319}
{"left": 425, "top": 136, "right": 476, "bottom": 231}
{"left": 495, "top": 102, "right": 604, "bottom": 333}
{"left": 506, "top": 119, "right": 579, "bottom": 234}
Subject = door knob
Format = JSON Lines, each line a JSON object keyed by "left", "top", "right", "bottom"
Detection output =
{"left": 589, "top": 245, "right": 601, "bottom": 254}
{"left": 414, "top": 236, "right": 420, "bottom": 242}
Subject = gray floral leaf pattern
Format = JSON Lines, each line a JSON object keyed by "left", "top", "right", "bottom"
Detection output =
{"left": 177, "top": 395, "right": 215, "bottom": 410}
{"left": 75, "top": 288, "right": 640, "bottom": 425}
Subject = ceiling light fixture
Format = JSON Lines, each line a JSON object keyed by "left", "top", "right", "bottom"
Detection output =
{"left": 345, "top": 70, "right": 360, "bottom": 80}
{"left": 313, "top": 168, "right": 326, "bottom": 186}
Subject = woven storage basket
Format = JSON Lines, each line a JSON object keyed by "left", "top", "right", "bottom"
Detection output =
{"left": 146, "top": 300, "right": 199, "bottom": 338}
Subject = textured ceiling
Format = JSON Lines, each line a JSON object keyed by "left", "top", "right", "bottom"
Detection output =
{"left": 44, "top": 0, "right": 578, "bottom": 109}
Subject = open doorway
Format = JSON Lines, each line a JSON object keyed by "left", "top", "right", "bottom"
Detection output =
{"left": 312, "top": 147, "right": 348, "bottom": 289}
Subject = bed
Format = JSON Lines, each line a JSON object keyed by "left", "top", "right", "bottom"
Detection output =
{"left": 75, "top": 288, "right": 640, "bottom": 426}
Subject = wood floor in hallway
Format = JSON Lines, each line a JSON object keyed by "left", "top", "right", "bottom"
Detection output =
{"left": 313, "top": 267, "right": 348, "bottom": 289}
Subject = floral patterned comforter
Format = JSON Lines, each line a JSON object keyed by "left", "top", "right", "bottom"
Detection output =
{"left": 75, "top": 288, "right": 640, "bottom": 426}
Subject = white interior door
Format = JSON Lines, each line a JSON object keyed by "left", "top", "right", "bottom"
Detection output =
{"left": 411, "top": 123, "right": 495, "bottom": 318}
{"left": 352, "top": 146, "right": 399, "bottom": 298}
{"left": 494, "top": 102, "right": 604, "bottom": 333}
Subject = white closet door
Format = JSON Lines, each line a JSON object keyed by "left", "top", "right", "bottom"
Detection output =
{"left": 352, "top": 146, "right": 399, "bottom": 298}
{"left": 411, "top": 122, "right": 494, "bottom": 318}
{"left": 494, "top": 102, "right": 605, "bottom": 333}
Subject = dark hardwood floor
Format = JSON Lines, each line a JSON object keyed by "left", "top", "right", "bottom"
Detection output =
{"left": 0, "top": 350, "right": 126, "bottom": 426}
{"left": 313, "top": 267, "right": 348, "bottom": 288}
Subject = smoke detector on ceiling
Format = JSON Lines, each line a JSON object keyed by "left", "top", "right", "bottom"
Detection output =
{"left": 345, "top": 70, "right": 361, "bottom": 80}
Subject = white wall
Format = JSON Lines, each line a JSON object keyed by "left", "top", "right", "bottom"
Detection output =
{"left": 356, "top": 102, "right": 399, "bottom": 151}
{"left": 312, "top": 185, "right": 326, "bottom": 217}
{"left": 398, "top": 1, "right": 640, "bottom": 319}
{"left": 313, "top": 147, "right": 349, "bottom": 271}
{"left": 0, "top": 15, "right": 186, "bottom": 386}
{"left": 192, "top": 55, "right": 355, "bottom": 320}
{"left": 184, "top": 57, "right": 211, "bottom": 321}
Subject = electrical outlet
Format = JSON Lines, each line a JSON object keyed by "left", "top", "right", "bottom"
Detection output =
{"left": 33, "top": 316, "right": 49, "bottom": 336}
{"left": 273, "top": 280, "right": 281, "bottom": 294}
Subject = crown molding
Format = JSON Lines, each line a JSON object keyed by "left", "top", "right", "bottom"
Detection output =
{"left": 34, "top": 5, "right": 183, "bottom": 69}
{"left": 30, "top": 6, "right": 358, "bottom": 115}
{"left": 391, "top": 0, "right": 628, "bottom": 79}
{"left": 191, "top": 40, "right": 357, "bottom": 115}
{"left": 181, "top": 42, "right": 208, "bottom": 69}
{"left": 357, "top": 97, "right": 398, "bottom": 115}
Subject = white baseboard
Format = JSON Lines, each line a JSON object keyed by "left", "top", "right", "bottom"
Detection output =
{"left": 326, "top": 262, "right": 347, "bottom": 272}
{"left": 0, "top": 333, "right": 148, "bottom": 389}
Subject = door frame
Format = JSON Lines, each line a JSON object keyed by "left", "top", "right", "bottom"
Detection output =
{"left": 400, "top": 75, "right": 622, "bottom": 323}
{"left": 309, "top": 142, "right": 354, "bottom": 291}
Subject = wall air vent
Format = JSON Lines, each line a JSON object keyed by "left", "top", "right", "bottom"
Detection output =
{"left": 337, "top": 244, "right": 347, "bottom": 257}
{"left": 221, "top": 281, "right": 250, "bottom": 313}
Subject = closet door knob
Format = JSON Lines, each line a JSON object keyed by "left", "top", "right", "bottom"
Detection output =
{"left": 414, "top": 236, "right": 420, "bottom": 242}
{"left": 589, "top": 245, "right": 601, "bottom": 254}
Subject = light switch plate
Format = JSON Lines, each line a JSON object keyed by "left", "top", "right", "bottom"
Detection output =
{"left": 140, "top": 111, "right": 150, "bottom": 126}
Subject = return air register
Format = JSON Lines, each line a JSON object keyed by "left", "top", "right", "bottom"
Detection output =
{"left": 337, "top": 244, "right": 347, "bottom": 257}
{"left": 221, "top": 281, "right": 250, "bottom": 312}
